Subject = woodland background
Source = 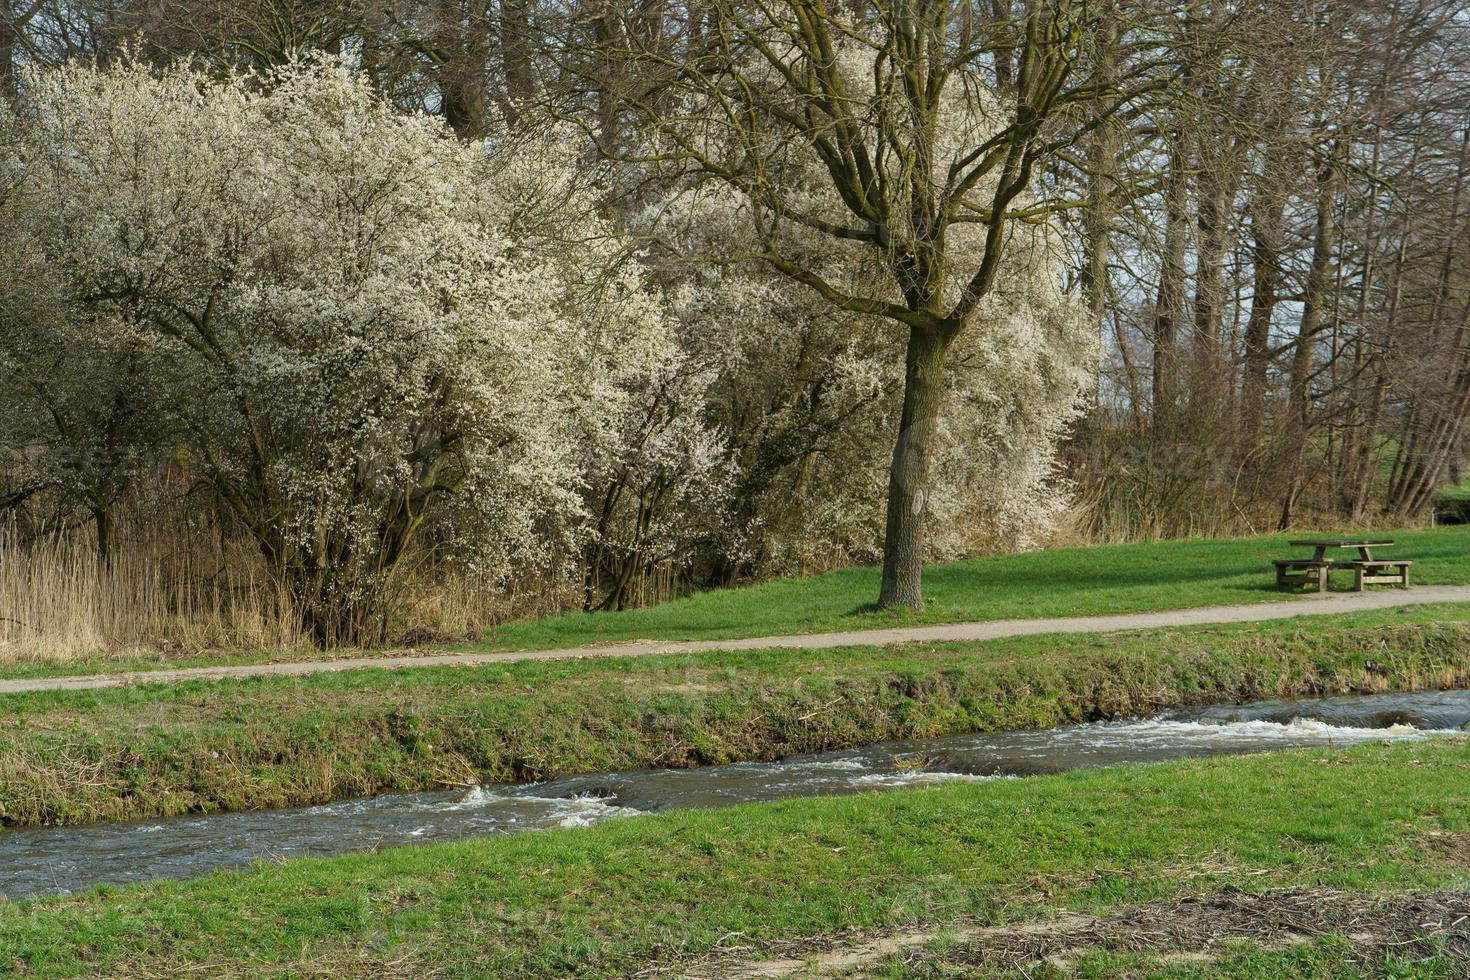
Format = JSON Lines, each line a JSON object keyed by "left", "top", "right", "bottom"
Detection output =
{"left": 1, "top": 0, "right": 1468, "bottom": 656}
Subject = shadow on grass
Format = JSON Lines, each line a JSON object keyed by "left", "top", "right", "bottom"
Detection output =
{"left": 838, "top": 602, "right": 932, "bottom": 623}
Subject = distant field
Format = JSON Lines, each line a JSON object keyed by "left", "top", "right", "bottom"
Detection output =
{"left": 481, "top": 527, "right": 1470, "bottom": 650}
{"left": 1434, "top": 475, "right": 1470, "bottom": 528}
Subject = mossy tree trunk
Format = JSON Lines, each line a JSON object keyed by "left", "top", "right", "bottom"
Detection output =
{"left": 878, "top": 326, "right": 950, "bottom": 611}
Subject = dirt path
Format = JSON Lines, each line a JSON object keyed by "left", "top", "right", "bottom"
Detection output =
{"left": 677, "top": 886, "right": 1470, "bottom": 978}
{"left": 6, "top": 585, "right": 1470, "bottom": 695}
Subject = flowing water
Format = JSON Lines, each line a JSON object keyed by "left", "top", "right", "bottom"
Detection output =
{"left": 4, "top": 688, "right": 1468, "bottom": 901}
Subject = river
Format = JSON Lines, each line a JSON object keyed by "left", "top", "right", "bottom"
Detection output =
{"left": 3, "top": 688, "right": 1467, "bottom": 901}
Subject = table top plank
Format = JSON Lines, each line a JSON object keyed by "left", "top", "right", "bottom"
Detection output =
{"left": 1288, "top": 538, "right": 1394, "bottom": 547}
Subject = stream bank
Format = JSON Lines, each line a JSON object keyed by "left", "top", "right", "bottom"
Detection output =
{"left": 5, "top": 688, "right": 1468, "bottom": 900}
{"left": 5, "top": 615, "right": 1470, "bottom": 828}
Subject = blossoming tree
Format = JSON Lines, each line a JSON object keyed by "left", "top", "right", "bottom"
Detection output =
{"left": 590, "top": 0, "right": 1158, "bottom": 608}
{"left": 645, "top": 177, "right": 1096, "bottom": 576}
{"left": 10, "top": 57, "right": 677, "bottom": 641}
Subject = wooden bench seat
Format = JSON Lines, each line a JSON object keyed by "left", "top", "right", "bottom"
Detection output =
{"left": 1273, "top": 558, "right": 1333, "bottom": 592}
{"left": 1346, "top": 559, "right": 1411, "bottom": 590}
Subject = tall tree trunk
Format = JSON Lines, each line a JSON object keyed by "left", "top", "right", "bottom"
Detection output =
{"left": 0, "top": 2, "right": 16, "bottom": 98}
{"left": 1278, "top": 145, "right": 1339, "bottom": 529}
{"left": 878, "top": 326, "right": 949, "bottom": 611}
{"left": 500, "top": 0, "right": 535, "bottom": 119}
{"left": 1079, "top": 5, "right": 1117, "bottom": 337}
{"left": 1151, "top": 135, "right": 1189, "bottom": 416}
{"left": 1240, "top": 189, "right": 1287, "bottom": 454}
{"left": 1337, "top": 124, "right": 1385, "bottom": 515}
{"left": 1397, "top": 132, "right": 1470, "bottom": 515}
{"left": 989, "top": 0, "right": 1013, "bottom": 90}
{"left": 92, "top": 504, "right": 113, "bottom": 567}
{"left": 1193, "top": 141, "right": 1241, "bottom": 363}
{"left": 592, "top": 0, "right": 623, "bottom": 151}
{"left": 432, "top": 0, "right": 489, "bottom": 138}
{"left": 1385, "top": 137, "right": 1453, "bottom": 513}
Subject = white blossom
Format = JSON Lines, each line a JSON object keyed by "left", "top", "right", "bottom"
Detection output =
{"left": 8, "top": 56, "right": 685, "bottom": 640}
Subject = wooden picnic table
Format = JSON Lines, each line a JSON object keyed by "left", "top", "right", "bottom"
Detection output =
{"left": 1288, "top": 538, "right": 1395, "bottom": 563}
{"left": 1277, "top": 538, "right": 1410, "bottom": 591}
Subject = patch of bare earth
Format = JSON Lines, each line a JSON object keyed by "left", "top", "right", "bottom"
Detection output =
{"left": 1426, "top": 831, "right": 1470, "bottom": 868}
{"left": 671, "top": 887, "right": 1470, "bottom": 978}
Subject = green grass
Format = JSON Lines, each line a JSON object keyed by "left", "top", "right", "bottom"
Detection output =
{"left": 2, "top": 738, "right": 1466, "bottom": 976}
{"left": 1432, "top": 475, "right": 1470, "bottom": 531}
{"left": 480, "top": 527, "right": 1470, "bottom": 650}
{"left": 1434, "top": 471, "right": 1470, "bottom": 504}
{"left": 0, "top": 643, "right": 340, "bottom": 682}
{"left": 7, "top": 603, "right": 1470, "bottom": 826}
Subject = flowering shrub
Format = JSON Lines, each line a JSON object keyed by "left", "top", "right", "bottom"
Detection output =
{"left": 7, "top": 58, "right": 681, "bottom": 641}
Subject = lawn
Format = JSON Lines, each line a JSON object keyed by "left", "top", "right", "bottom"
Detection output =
{"left": 2, "top": 737, "right": 1466, "bottom": 976}
{"left": 6, "top": 603, "right": 1470, "bottom": 826}
{"left": 481, "top": 527, "right": 1470, "bottom": 650}
{"left": 1434, "top": 474, "right": 1470, "bottom": 525}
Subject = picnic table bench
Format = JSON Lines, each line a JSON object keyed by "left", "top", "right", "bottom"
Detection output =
{"left": 1275, "top": 538, "right": 1411, "bottom": 592}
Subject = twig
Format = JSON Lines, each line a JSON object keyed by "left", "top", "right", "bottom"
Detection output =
{"left": 797, "top": 696, "right": 845, "bottom": 722}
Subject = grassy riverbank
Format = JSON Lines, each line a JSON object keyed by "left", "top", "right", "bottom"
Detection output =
{"left": 2, "top": 738, "right": 1466, "bottom": 976}
{"left": 6, "top": 604, "right": 1470, "bottom": 827}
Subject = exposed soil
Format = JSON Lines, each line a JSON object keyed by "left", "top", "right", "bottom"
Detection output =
{"left": 677, "top": 887, "right": 1470, "bottom": 978}
{"left": 1427, "top": 831, "right": 1470, "bottom": 869}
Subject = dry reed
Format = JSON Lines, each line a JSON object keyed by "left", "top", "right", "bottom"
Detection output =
{"left": 0, "top": 517, "right": 596, "bottom": 665}
{"left": 0, "top": 518, "right": 303, "bottom": 665}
